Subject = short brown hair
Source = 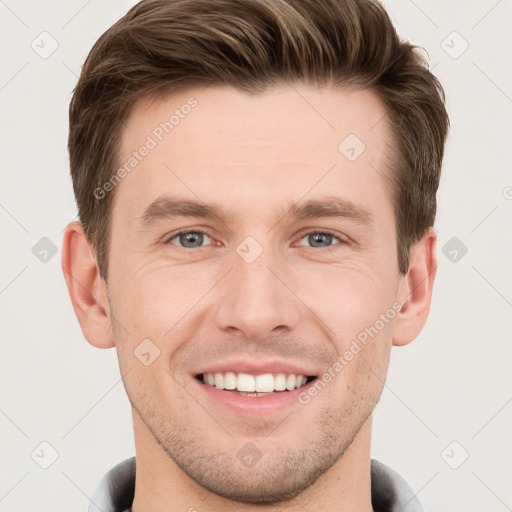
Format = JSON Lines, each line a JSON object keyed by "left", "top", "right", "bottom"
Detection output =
{"left": 68, "top": 0, "right": 449, "bottom": 280}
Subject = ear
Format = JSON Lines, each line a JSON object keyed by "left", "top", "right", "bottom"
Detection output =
{"left": 392, "top": 227, "right": 437, "bottom": 347}
{"left": 61, "top": 221, "right": 115, "bottom": 349}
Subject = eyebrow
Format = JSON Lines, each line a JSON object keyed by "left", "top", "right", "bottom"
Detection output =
{"left": 137, "top": 194, "right": 374, "bottom": 229}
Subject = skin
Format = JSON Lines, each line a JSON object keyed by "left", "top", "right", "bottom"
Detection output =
{"left": 62, "top": 83, "right": 437, "bottom": 512}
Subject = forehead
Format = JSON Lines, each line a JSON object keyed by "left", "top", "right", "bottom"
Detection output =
{"left": 113, "top": 84, "right": 393, "bottom": 227}
{"left": 122, "top": 83, "right": 389, "bottom": 154}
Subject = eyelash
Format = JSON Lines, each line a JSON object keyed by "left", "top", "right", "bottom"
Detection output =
{"left": 163, "top": 228, "right": 346, "bottom": 251}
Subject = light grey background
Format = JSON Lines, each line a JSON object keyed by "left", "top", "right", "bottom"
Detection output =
{"left": 1, "top": 1, "right": 511, "bottom": 511}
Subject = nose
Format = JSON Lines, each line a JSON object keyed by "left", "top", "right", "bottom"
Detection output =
{"left": 215, "top": 245, "right": 301, "bottom": 341}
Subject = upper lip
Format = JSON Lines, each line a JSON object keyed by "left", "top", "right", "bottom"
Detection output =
{"left": 194, "top": 359, "right": 320, "bottom": 377}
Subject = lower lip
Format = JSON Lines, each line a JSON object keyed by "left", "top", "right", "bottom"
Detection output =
{"left": 192, "top": 377, "right": 317, "bottom": 416}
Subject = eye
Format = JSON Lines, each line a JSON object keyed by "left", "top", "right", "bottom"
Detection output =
{"left": 297, "top": 230, "right": 345, "bottom": 249}
{"left": 164, "top": 229, "right": 213, "bottom": 249}
{"left": 163, "top": 229, "right": 346, "bottom": 251}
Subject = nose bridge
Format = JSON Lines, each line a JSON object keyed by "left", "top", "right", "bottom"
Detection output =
{"left": 215, "top": 238, "right": 300, "bottom": 340}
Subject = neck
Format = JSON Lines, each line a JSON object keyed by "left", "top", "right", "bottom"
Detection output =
{"left": 131, "top": 411, "right": 374, "bottom": 512}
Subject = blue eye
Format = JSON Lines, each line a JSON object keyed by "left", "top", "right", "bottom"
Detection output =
{"left": 165, "top": 229, "right": 213, "bottom": 249}
{"left": 298, "top": 231, "right": 343, "bottom": 249}
{"left": 164, "top": 229, "right": 345, "bottom": 250}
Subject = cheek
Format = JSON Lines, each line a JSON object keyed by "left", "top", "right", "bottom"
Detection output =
{"left": 109, "top": 259, "right": 200, "bottom": 332}
{"left": 292, "top": 260, "right": 396, "bottom": 328}
{"left": 110, "top": 267, "right": 215, "bottom": 386}
{"left": 329, "top": 319, "right": 393, "bottom": 409}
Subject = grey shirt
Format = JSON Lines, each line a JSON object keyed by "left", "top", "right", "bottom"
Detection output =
{"left": 88, "top": 457, "right": 424, "bottom": 512}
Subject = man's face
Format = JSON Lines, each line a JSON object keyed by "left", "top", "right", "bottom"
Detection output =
{"left": 107, "top": 84, "right": 403, "bottom": 502}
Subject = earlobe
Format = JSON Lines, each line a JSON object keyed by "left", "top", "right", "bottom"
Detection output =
{"left": 393, "top": 227, "right": 437, "bottom": 347}
{"left": 61, "top": 221, "right": 115, "bottom": 349}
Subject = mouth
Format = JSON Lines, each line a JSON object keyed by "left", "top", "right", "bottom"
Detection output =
{"left": 195, "top": 372, "right": 318, "bottom": 397}
{"left": 190, "top": 360, "right": 322, "bottom": 416}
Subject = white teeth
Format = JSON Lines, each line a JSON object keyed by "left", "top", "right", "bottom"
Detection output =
{"left": 224, "top": 371, "right": 237, "bottom": 390}
{"left": 201, "top": 371, "right": 311, "bottom": 393}
{"left": 214, "top": 373, "right": 224, "bottom": 389}
{"left": 255, "top": 373, "right": 274, "bottom": 392}
{"left": 274, "top": 373, "right": 287, "bottom": 391}
{"left": 237, "top": 373, "right": 255, "bottom": 392}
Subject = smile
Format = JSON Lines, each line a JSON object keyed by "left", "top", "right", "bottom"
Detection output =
{"left": 197, "top": 372, "right": 316, "bottom": 395}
